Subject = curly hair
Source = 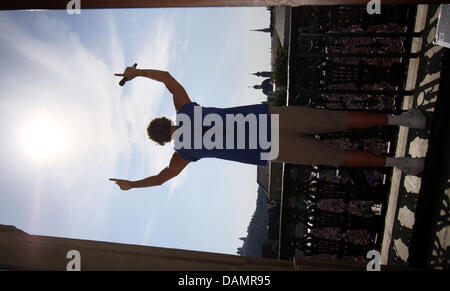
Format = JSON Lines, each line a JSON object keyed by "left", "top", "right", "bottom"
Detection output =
{"left": 146, "top": 116, "right": 173, "bottom": 145}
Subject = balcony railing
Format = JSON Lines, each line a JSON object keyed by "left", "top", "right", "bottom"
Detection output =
{"left": 279, "top": 4, "right": 418, "bottom": 262}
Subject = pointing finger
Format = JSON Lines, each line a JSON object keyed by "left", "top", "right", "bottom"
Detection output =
{"left": 114, "top": 73, "right": 124, "bottom": 77}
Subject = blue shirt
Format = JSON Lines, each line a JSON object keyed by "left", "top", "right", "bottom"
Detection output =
{"left": 174, "top": 102, "right": 272, "bottom": 166}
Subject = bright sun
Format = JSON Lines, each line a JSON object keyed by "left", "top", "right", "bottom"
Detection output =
{"left": 20, "top": 115, "right": 67, "bottom": 161}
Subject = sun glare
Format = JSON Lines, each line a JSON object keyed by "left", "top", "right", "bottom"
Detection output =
{"left": 20, "top": 115, "right": 67, "bottom": 161}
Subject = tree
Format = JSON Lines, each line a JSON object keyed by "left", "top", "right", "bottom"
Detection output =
{"left": 271, "top": 47, "right": 288, "bottom": 89}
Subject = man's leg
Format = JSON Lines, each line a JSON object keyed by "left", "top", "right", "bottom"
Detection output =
{"left": 343, "top": 150, "right": 425, "bottom": 176}
{"left": 269, "top": 106, "right": 349, "bottom": 134}
{"left": 271, "top": 135, "right": 425, "bottom": 176}
{"left": 343, "top": 150, "right": 386, "bottom": 167}
{"left": 271, "top": 132, "right": 346, "bottom": 167}
{"left": 348, "top": 112, "right": 388, "bottom": 129}
{"left": 348, "top": 108, "right": 427, "bottom": 129}
{"left": 270, "top": 106, "right": 427, "bottom": 133}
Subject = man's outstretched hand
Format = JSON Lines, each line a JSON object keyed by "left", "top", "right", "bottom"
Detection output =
{"left": 110, "top": 178, "right": 133, "bottom": 191}
{"left": 114, "top": 66, "right": 139, "bottom": 82}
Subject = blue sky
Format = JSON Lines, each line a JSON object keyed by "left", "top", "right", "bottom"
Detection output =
{"left": 0, "top": 7, "right": 271, "bottom": 255}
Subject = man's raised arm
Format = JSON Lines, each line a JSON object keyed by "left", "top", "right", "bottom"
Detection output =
{"left": 110, "top": 152, "right": 191, "bottom": 191}
{"left": 115, "top": 66, "right": 191, "bottom": 110}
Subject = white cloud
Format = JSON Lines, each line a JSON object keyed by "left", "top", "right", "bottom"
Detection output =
{"left": 106, "top": 17, "right": 125, "bottom": 76}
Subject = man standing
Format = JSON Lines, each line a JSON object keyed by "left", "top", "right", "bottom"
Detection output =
{"left": 110, "top": 66, "right": 426, "bottom": 191}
